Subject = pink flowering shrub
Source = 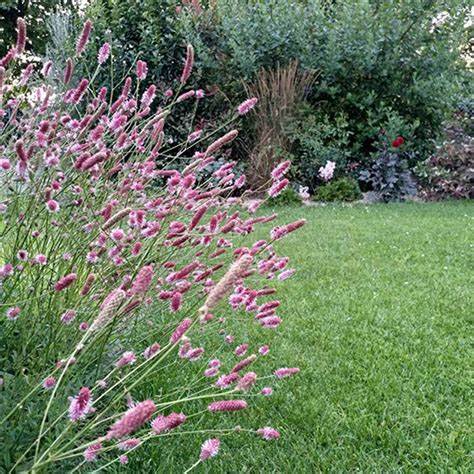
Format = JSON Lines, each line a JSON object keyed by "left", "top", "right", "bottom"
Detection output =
{"left": 0, "top": 19, "right": 304, "bottom": 471}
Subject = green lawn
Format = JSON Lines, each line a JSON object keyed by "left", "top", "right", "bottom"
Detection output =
{"left": 129, "top": 201, "right": 473, "bottom": 472}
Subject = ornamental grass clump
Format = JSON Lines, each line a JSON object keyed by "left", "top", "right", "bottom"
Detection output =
{"left": 0, "top": 18, "right": 304, "bottom": 471}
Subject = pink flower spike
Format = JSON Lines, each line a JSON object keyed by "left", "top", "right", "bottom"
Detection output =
{"left": 98, "top": 42, "right": 110, "bottom": 64}
{"left": 258, "top": 345, "right": 270, "bottom": 356}
{"left": 83, "top": 442, "right": 102, "bottom": 462}
{"left": 274, "top": 367, "right": 300, "bottom": 379}
{"left": 116, "top": 351, "right": 136, "bottom": 368}
{"left": 261, "top": 387, "right": 273, "bottom": 396}
{"left": 54, "top": 273, "right": 77, "bottom": 292}
{"left": 257, "top": 427, "right": 280, "bottom": 440}
{"left": 151, "top": 412, "right": 186, "bottom": 434}
{"left": 180, "top": 44, "right": 194, "bottom": 84}
{"left": 136, "top": 60, "right": 148, "bottom": 80}
{"left": 42, "top": 376, "right": 56, "bottom": 390}
{"left": 68, "top": 387, "right": 94, "bottom": 422}
{"left": 208, "top": 400, "right": 247, "bottom": 412}
{"left": 118, "top": 438, "right": 141, "bottom": 451}
{"left": 200, "top": 438, "right": 220, "bottom": 460}
{"left": 6, "top": 306, "right": 21, "bottom": 321}
{"left": 237, "top": 97, "right": 258, "bottom": 115}
{"left": 170, "top": 318, "right": 192, "bottom": 344}
{"left": 107, "top": 400, "right": 156, "bottom": 440}
{"left": 76, "top": 19, "right": 92, "bottom": 56}
{"left": 46, "top": 199, "right": 60, "bottom": 212}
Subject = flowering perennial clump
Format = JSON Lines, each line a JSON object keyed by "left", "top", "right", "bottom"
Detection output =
{"left": 0, "top": 18, "right": 305, "bottom": 471}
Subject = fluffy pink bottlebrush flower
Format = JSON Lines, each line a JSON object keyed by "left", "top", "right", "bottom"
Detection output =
{"left": 271, "top": 160, "right": 291, "bottom": 180}
{"left": 268, "top": 178, "right": 289, "bottom": 198}
{"left": 143, "top": 342, "right": 161, "bottom": 359}
{"left": 180, "top": 44, "right": 194, "bottom": 84}
{"left": 98, "top": 42, "right": 110, "bottom": 64}
{"left": 118, "top": 438, "right": 141, "bottom": 451}
{"left": 237, "top": 371, "right": 257, "bottom": 391}
{"left": 274, "top": 367, "right": 300, "bottom": 379}
{"left": 42, "top": 376, "right": 56, "bottom": 390}
{"left": 206, "top": 130, "right": 238, "bottom": 155}
{"left": 200, "top": 438, "right": 220, "bottom": 460}
{"left": 46, "top": 199, "right": 60, "bottom": 212}
{"left": 235, "top": 343, "right": 248, "bottom": 357}
{"left": 204, "top": 255, "right": 253, "bottom": 310}
{"left": 103, "top": 207, "right": 131, "bottom": 230}
{"left": 208, "top": 400, "right": 247, "bottom": 412}
{"left": 237, "top": 97, "right": 258, "bottom": 115}
{"left": 215, "top": 372, "right": 239, "bottom": 389}
{"left": 209, "top": 359, "right": 221, "bottom": 369}
{"left": 63, "top": 57, "right": 74, "bottom": 84}
{"left": 186, "top": 347, "right": 204, "bottom": 361}
{"left": 258, "top": 345, "right": 270, "bottom": 356}
{"left": 119, "top": 454, "right": 128, "bottom": 464}
{"left": 16, "top": 18, "right": 27, "bottom": 55}
{"left": 204, "top": 367, "right": 219, "bottom": 377}
{"left": 136, "top": 60, "right": 148, "bottom": 80}
{"left": 90, "top": 288, "right": 126, "bottom": 332}
{"left": 54, "top": 273, "right": 77, "bottom": 292}
{"left": 270, "top": 219, "right": 306, "bottom": 241}
{"left": 151, "top": 412, "right": 186, "bottom": 434}
{"left": 170, "top": 292, "right": 182, "bottom": 312}
{"left": 110, "top": 228, "right": 125, "bottom": 241}
{"left": 79, "top": 322, "right": 89, "bottom": 331}
{"left": 0, "top": 158, "right": 11, "bottom": 170}
{"left": 257, "top": 427, "right": 280, "bottom": 440}
{"left": 69, "top": 387, "right": 94, "bottom": 422}
{"left": 130, "top": 265, "right": 154, "bottom": 295}
{"left": 259, "top": 315, "right": 282, "bottom": 329}
{"left": 6, "top": 307, "right": 21, "bottom": 321}
{"left": 170, "top": 317, "right": 192, "bottom": 344}
{"left": 231, "top": 354, "right": 256, "bottom": 373}
{"left": 176, "top": 90, "right": 195, "bottom": 102}
{"left": 116, "top": 351, "right": 136, "bottom": 368}
{"left": 76, "top": 19, "right": 93, "bottom": 56}
{"left": 83, "top": 442, "right": 102, "bottom": 462}
{"left": 60, "top": 309, "right": 77, "bottom": 325}
{"left": 106, "top": 400, "right": 156, "bottom": 440}
{"left": 278, "top": 268, "right": 296, "bottom": 281}
{"left": 261, "top": 387, "right": 273, "bottom": 396}
{"left": 80, "top": 273, "right": 95, "bottom": 296}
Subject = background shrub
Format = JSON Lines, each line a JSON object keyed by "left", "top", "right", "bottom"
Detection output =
{"left": 314, "top": 178, "right": 363, "bottom": 203}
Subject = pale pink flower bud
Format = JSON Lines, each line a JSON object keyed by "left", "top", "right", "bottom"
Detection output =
{"left": 257, "top": 427, "right": 280, "bottom": 440}
{"left": 170, "top": 318, "right": 192, "bottom": 344}
{"left": 200, "top": 438, "right": 220, "bottom": 460}
{"left": 136, "top": 60, "right": 148, "bottom": 80}
{"left": 42, "top": 376, "right": 56, "bottom": 390}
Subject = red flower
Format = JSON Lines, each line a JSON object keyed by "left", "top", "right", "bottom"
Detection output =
{"left": 392, "top": 136, "right": 405, "bottom": 148}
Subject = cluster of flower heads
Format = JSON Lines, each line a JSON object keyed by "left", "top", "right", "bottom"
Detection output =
{"left": 0, "top": 18, "right": 305, "bottom": 471}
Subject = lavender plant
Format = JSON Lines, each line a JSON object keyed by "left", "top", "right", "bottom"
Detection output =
{"left": 0, "top": 18, "right": 304, "bottom": 471}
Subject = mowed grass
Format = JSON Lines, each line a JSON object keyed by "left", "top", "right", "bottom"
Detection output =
{"left": 128, "top": 201, "right": 473, "bottom": 473}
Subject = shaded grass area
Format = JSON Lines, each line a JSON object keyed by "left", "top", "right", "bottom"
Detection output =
{"left": 129, "top": 201, "right": 473, "bottom": 473}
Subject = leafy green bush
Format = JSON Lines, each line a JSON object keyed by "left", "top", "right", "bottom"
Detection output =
{"left": 285, "top": 104, "right": 352, "bottom": 191}
{"left": 314, "top": 178, "right": 362, "bottom": 202}
{"left": 51, "top": 0, "right": 471, "bottom": 182}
